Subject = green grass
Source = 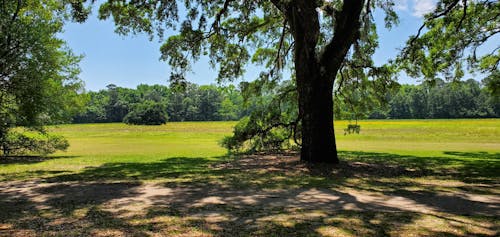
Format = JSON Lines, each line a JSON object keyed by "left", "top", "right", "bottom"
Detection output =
{"left": 1, "top": 119, "right": 498, "bottom": 181}
{"left": 335, "top": 119, "right": 500, "bottom": 157}
{"left": 0, "top": 119, "right": 499, "bottom": 236}
{"left": 0, "top": 122, "right": 234, "bottom": 181}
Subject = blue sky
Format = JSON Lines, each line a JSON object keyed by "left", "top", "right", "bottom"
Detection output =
{"left": 59, "top": 0, "right": 468, "bottom": 91}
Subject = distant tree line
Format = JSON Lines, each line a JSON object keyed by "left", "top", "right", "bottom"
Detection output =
{"left": 73, "top": 83, "right": 248, "bottom": 124}
{"left": 73, "top": 78, "right": 499, "bottom": 125}
{"left": 336, "top": 78, "right": 500, "bottom": 120}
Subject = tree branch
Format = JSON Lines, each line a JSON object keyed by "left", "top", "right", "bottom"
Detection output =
{"left": 270, "top": 0, "right": 286, "bottom": 13}
{"left": 409, "top": 0, "right": 461, "bottom": 46}
{"left": 319, "top": 0, "right": 364, "bottom": 81}
{"left": 274, "top": 19, "right": 288, "bottom": 70}
{"left": 456, "top": 0, "right": 468, "bottom": 32}
{"left": 211, "top": 0, "right": 234, "bottom": 32}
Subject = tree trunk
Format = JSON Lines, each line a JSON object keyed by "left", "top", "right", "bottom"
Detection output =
{"left": 282, "top": 0, "right": 363, "bottom": 164}
{"left": 297, "top": 68, "right": 338, "bottom": 163}
{"left": 284, "top": 2, "right": 339, "bottom": 164}
{"left": 293, "top": 32, "right": 339, "bottom": 163}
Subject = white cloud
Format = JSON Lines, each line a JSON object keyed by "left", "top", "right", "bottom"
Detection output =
{"left": 412, "top": 0, "right": 436, "bottom": 17}
{"left": 395, "top": 0, "right": 409, "bottom": 11}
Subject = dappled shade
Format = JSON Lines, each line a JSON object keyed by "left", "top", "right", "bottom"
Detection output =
{"left": 1, "top": 151, "right": 498, "bottom": 236}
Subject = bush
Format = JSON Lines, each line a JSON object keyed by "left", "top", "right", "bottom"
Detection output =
{"left": 1, "top": 131, "right": 69, "bottom": 156}
{"left": 124, "top": 101, "right": 168, "bottom": 125}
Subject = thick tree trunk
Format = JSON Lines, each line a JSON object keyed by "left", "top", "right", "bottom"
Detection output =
{"left": 284, "top": 2, "right": 339, "bottom": 164}
{"left": 297, "top": 68, "right": 338, "bottom": 163}
{"left": 281, "top": 0, "right": 363, "bottom": 164}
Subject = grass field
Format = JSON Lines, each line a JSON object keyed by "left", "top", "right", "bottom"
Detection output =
{"left": 0, "top": 119, "right": 499, "bottom": 236}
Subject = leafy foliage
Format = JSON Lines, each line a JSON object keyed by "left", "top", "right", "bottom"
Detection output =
{"left": 399, "top": 1, "right": 499, "bottom": 82}
{"left": 364, "top": 79, "right": 500, "bottom": 119}
{"left": 124, "top": 101, "right": 168, "bottom": 125}
{"left": 221, "top": 78, "right": 300, "bottom": 152}
{"left": 0, "top": 0, "right": 85, "bottom": 156}
{"left": 1, "top": 131, "right": 69, "bottom": 156}
{"left": 74, "top": 83, "right": 247, "bottom": 123}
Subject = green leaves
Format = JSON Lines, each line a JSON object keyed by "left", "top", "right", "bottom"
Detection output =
{"left": 399, "top": 1, "right": 499, "bottom": 82}
{"left": 124, "top": 101, "right": 168, "bottom": 125}
{"left": 0, "top": 0, "right": 86, "bottom": 155}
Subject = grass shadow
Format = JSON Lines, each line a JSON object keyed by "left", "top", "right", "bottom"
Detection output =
{"left": 1, "top": 151, "right": 498, "bottom": 236}
{"left": 338, "top": 151, "right": 500, "bottom": 182}
{"left": 0, "top": 170, "right": 68, "bottom": 182}
{"left": 0, "top": 155, "right": 79, "bottom": 164}
{"left": 47, "top": 156, "right": 230, "bottom": 183}
{"left": 443, "top": 151, "right": 500, "bottom": 160}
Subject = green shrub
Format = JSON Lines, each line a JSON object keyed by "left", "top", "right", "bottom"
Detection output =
{"left": 1, "top": 131, "right": 69, "bottom": 156}
{"left": 124, "top": 101, "right": 168, "bottom": 125}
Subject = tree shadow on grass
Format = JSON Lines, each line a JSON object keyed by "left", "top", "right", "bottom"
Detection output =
{"left": 0, "top": 155, "right": 79, "bottom": 164}
{"left": 443, "top": 151, "right": 500, "bottom": 160}
{"left": 37, "top": 151, "right": 498, "bottom": 186}
{"left": 338, "top": 151, "right": 500, "bottom": 183}
{"left": 47, "top": 156, "right": 229, "bottom": 183}
{"left": 0, "top": 170, "right": 67, "bottom": 182}
{"left": 0, "top": 181, "right": 147, "bottom": 236}
{"left": 1, "top": 152, "right": 498, "bottom": 236}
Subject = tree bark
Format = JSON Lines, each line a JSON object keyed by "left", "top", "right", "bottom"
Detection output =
{"left": 284, "top": 1, "right": 339, "bottom": 163}
{"left": 297, "top": 66, "right": 338, "bottom": 163}
{"left": 282, "top": 0, "right": 364, "bottom": 164}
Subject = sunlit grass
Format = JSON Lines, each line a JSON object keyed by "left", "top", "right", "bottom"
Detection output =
{"left": 0, "top": 119, "right": 498, "bottom": 181}
{"left": 335, "top": 119, "right": 500, "bottom": 157}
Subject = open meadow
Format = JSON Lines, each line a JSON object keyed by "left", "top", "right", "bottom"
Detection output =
{"left": 0, "top": 119, "right": 499, "bottom": 236}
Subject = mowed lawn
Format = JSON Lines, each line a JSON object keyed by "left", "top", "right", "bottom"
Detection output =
{"left": 0, "top": 119, "right": 499, "bottom": 236}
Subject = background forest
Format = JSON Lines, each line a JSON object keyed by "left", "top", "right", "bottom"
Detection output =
{"left": 73, "top": 78, "right": 500, "bottom": 125}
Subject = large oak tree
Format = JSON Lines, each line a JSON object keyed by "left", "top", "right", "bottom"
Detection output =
{"left": 74, "top": 0, "right": 499, "bottom": 163}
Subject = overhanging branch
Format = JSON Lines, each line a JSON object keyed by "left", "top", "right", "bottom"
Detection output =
{"left": 211, "top": 0, "right": 234, "bottom": 33}
{"left": 408, "top": 0, "right": 461, "bottom": 47}
{"left": 319, "top": 0, "right": 364, "bottom": 80}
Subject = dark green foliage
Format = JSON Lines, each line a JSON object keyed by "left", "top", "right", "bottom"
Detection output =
{"left": 0, "top": 0, "right": 85, "bottom": 156}
{"left": 75, "top": 79, "right": 499, "bottom": 124}
{"left": 221, "top": 79, "right": 300, "bottom": 152}
{"left": 355, "top": 79, "right": 500, "bottom": 119}
{"left": 1, "top": 131, "right": 69, "bottom": 156}
{"left": 399, "top": 1, "right": 499, "bottom": 82}
{"left": 334, "top": 65, "right": 399, "bottom": 121}
{"left": 124, "top": 101, "right": 167, "bottom": 125}
{"left": 104, "top": 84, "right": 133, "bottom": 122}
{"left": 74, "top": 83, "right": 247, "bottom": 123}
{"left": 73, "top": 92, "right": 108, "bottom": 123}
{"left": 483, "top": 71, "right": 500, "bottom": 100}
